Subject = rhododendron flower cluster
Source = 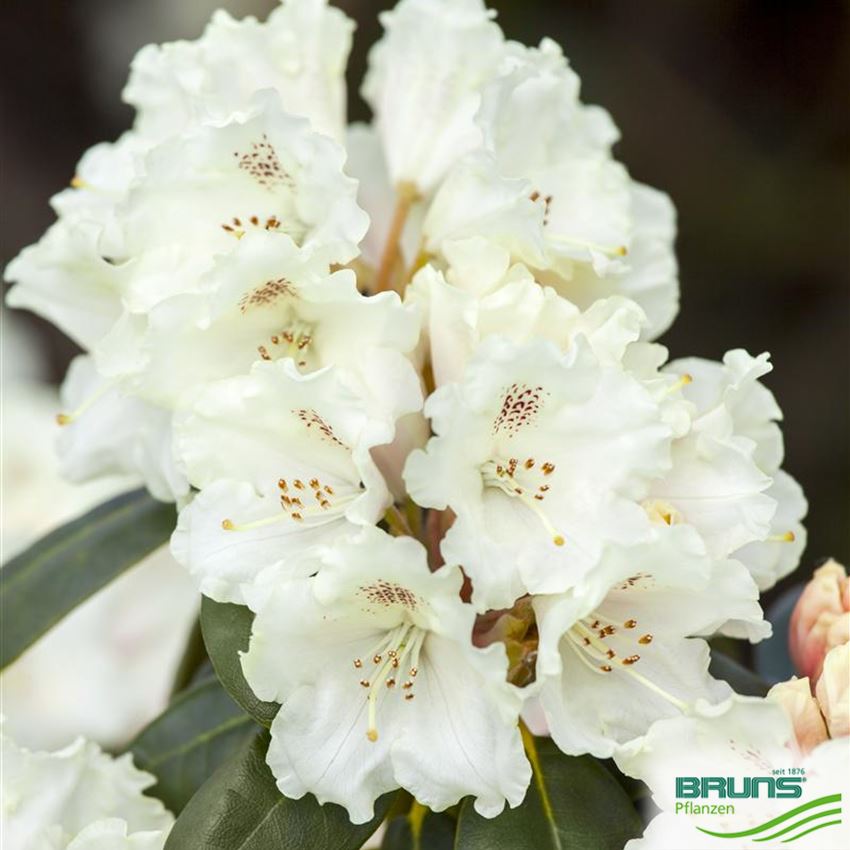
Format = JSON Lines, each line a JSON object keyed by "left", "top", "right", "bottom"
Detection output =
{"left": 5, "top": 0, "right": 816, "bottom": 832}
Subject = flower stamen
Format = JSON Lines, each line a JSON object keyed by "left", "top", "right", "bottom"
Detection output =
{"left": 482, "top": 459, "right": 566, "bottom": 546}
{"left": 221, "top": 477, "right": 357, "bottom": 531}
{"left": 359, "top": 624, "right": 425, "bottom": 742}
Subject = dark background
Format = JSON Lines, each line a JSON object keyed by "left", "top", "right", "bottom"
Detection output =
{"left": 2, "top": 0, "right": 848, "bottom": 588}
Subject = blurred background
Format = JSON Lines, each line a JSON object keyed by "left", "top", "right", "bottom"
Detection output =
{"left": 1, "top": 0, "right": 848, "bottom": 725}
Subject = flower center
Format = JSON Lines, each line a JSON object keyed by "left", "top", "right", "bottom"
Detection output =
{"left": 642, "top": 498, "right": 684, "bottom": 526}
{"left": 530, "top": 192, "right": 628, "bottom": 258}
{"left": 257, "top": 319, "right": 315, "bottom": 370}
{"left": 221, "top": 476, "right": 359, "bottom": 532}
{"left": 353, "top": 622, "right": 426, "bottom": 742}
{"left": 564, "top": 608, "right": 686, "bottom": 710}
{"left": 481, "top": 457, "right": 565, "bottom": 547}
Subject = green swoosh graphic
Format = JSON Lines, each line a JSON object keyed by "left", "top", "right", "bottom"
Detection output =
{"left": 754, "top": 808, "right": 842, "bottom": 842}
{"left": 696, "top": 794, "right": 841, "bottom": 838}
{"left": 782, "top": 819, "right": 843, "bottom": 843}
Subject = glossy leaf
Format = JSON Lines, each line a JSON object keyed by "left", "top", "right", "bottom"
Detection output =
{"left": 381, "top": 807, "right": 456, "bottom": 850}
{"left": 455, "top": 734, "right": 642, "bottom": 850}
{"left": 131, "top": 676, "right": 256, "bottom": 814}
{"left": 709, "top": 649, "right": 769, "bottom": 697}
{"left": 1, "top": 489, "right": 175, "bottom": 669}
{"left": 165, "top": 730, "right": 396, "bottom": 850}
{"left": 200, "top": 596, "right": 278, "bottom": 727}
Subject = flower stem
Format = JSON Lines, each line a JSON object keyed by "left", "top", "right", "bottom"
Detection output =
{"left": 385, "top": 504, "right": 414, "bottom": 537}
{"left": 374, "top": 182, "right": 418, "bottom": 294}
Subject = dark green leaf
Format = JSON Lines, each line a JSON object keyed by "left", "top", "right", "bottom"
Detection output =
{"left": 754, "top": 585, "right": 801, "bottom": 683}
{"left": 200, "top": 597, "right": 278, "bottom": 727}
{"left": 130, "top": 676, "right": 256, "bottom": 814}
{"left": 455, "top": 735, "right": 642, "bottom": 850}
{"left": 171, "top": 618, "right": 208, "bottom": 696}
{"left": 600, "top": 758, "right": 651, "bottom": 803}
{"left": 1, "top": 489, "right": 175, "bottom": 669}
{"left": 709, "top": 650, "right": 769, "bottom": 697}
{"left": 381, "top": 808, "right": 456, "bottom": 850}
{"left": 165, "top": 730, "right": 396, "bottom": 850}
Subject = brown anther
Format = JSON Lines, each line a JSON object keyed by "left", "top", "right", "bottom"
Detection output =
{"left": 353, "top": 659, "right": 363, "bottom": 668}
{"left": 404, "top": 693, "right": 415, "bottom": 701}
{"left": 582, "top": 637, "right": 591, "bottom": 646}
{"left": 309, "top": 479, "right": 320, "bottom": 489}
{"left": 606, "top": 649, "right": 616, "bottom": 659}
{"left": 409, "top": 667, "right": 418, "bottom": 677}
{"left": 624, "top": 619, "right": 638, "bottom": 629}
{"left": 600, "top": 665, "right": 613, "bottom": 673}
{"left": 293, "top": 480, "right": 304, "bottom": 490}
{"left": 622, "top": 655, "right": 641, "bottom": 665}
{"left": 258, "top": 345, "right": 271, "bottom": 361}
{"left": 402, "top": 682, "right": 413, "bottom": 690}
{"left": 542, "top": 463, "right": 555, "bottom": 475}
{"left": 278, "top": 479, "right": 288, "bottom": 491}
{"left": 360, "top": 680, "right": 370, "bottom": 688}
{"left": 638, "top": 634, "right": 654, "bottom": 645}
{"left": 291, "top": 512, "right": 303, "bottom": 521}
{"left": 373, "top": 655, "right": 382, "bottom": 664}
{"left": 525, "top": 458, "right": 535, "bottom": 469}
{"left": 386, "top": 678, "right": 396, "bottom": 688}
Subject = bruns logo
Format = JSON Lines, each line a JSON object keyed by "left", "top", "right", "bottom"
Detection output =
{"left": 676, "top": 776, "right": 804, "bottom": 799}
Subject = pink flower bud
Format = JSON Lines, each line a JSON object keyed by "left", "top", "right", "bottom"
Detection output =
{"left": 815, "top": 643, "right": 849, "bottom": 739}
{"left": 789, "top": 559, "right": 850, "bottom": 684}
{"left": 767, "top": 677, "right": 829, "bottom": 754}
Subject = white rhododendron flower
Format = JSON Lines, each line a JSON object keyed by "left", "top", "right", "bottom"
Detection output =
{"left": 362, "top": 0, "right": 506, "bottom": 193}
{"left": 124, "top": 0, "right": 354, "bottom": 143}
{"left": 98, "top": 233, "right": 419, "bottom": 412}
{"left": 666, "top": 349, "right": 807, "bottom": 590}
{"left": 3, "top": 0, "right": 813, "bottom": 833}
{"left": 172, "top": 359, "right": 401, "bottom": 604}
{"left": 640, "top": 348, "right": 807, "bottom": 641}
{"left": 405, "top": 335, "right": 672, "bottom": 610}
{"left": 532, "top": 525, "right": 764, "bottom": 758}
{"left": 407, "top": 236, "right": 650, "bottom": 386}
{"left": 1, "top": 727, "right": 173, "bottom": 850}
{"left": 241, "top": 527, "right": 530, "bottom": 823}
{"left": 58, "top": 356, "right": 188, "bottom": 502}
{"left": 616, "top": 696, "right": 850, "bottom": 849}
{"left": 104, "top": 91, "right": 366, "bottom": 314}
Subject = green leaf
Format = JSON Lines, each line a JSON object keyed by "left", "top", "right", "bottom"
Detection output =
{"left": 200, "top": 596, "right": 278, "bottom": 727}
{"left": 165, "top": 730, "right": 396, "bottom": 850}
{"left": 455, "top": 733, "right": 642, "bottom": 850}
{"left": 709, "top": 649, "right": 769, "bottom": 697}
{"left": 381, "top": 806, "right": 456, "bottom": 850}
{"left": 171, "top": 618, "right": 208, "bottom": 696}
{"left": 130, "top": 676, "right": 256, "bottom": 814}
{"left": 1, "top": 489, "right": 175, "bottom": 669}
